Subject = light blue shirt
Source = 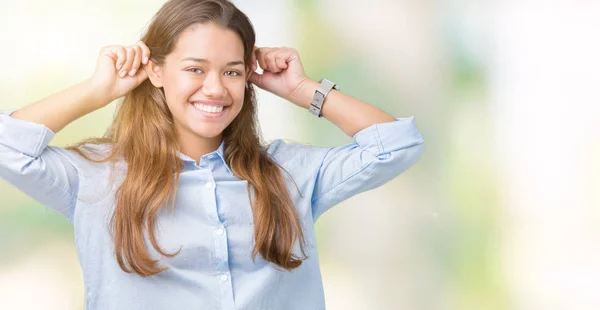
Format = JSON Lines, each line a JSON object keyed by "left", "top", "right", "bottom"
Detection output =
{"left": 0, "top": 110, "right": 424, "bottom": 310}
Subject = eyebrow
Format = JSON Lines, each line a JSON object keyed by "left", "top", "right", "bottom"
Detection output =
{"left": 181, "top": 57, "right": 245, "bottom": 67}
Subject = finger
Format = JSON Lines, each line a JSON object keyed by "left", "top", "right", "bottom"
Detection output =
{"left": 255, "top": 47, "right": 271, "bottom": 72}
{"left": 274, "top": 53, "right": 289, "bottom": 71}
{"left": 115, "top": 46, "right": 126, "bottom": 70}
{"left": 120, "top": 47, "right": 135, "bottom": 78}
{"left": 101, "top": 46, "right": 117, "bottom": 62}
{"left": 128, "top": 45, "right": 142, "bottom": 76}
{"left": 265, "top": 52, "right": 281, "bottom": 73}
{"left": 137, "top": 41, "right": 151, "bottom": 65}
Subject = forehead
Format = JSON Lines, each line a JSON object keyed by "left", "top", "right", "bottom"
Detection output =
{"left": 171, "top": 22, "right": 245, "bottom": 62}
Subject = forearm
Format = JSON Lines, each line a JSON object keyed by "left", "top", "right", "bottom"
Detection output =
{"left": 288, "top": 79, "right": 397, "bottom": 137}
{"left": 10, "top": 79, "right": 110, "bottom": 133}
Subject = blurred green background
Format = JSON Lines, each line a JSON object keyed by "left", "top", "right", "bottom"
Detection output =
{"left": 1, "top": 1, "right": 599, "bottom": 309}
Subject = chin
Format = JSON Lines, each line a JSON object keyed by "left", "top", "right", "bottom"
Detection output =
{"left": 189, "top": 124, "right": 226, "bottom": 139}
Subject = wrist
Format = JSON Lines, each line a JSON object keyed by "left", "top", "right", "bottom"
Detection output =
{"left": 288, "top": 78, "right": 319, "bottom": 109}
{"left": 83, "top": 78, "right": 117, "bottom": 108}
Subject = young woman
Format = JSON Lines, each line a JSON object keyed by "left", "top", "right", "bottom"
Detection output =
{"left": 0, "top": 0, "right": 424, "bottom": 309}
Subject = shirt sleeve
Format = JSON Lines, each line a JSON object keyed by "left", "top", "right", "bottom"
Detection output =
{"left": 310, "top": 116, "right": 425, "bottom": 221}
{"left": 0, "top": 110, "right": 80, "bottom": 223}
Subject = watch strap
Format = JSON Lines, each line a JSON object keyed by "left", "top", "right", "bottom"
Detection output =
{"left": 308, "top": 78, "right": 339, "bottom": 118}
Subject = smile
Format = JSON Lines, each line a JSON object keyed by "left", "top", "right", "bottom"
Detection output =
{"left": 190, "top": 102, "right": 230, "bottom": 119}
{"left": 193, "top": 103, "right": 224, "bottom": 113}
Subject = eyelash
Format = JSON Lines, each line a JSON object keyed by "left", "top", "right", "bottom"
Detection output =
{"left": 187, "top": 68, "right": 242, "bottom": 77}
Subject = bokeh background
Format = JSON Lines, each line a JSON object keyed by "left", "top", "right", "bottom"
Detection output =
{"left": 1, "top": 0, "right": 599, "bottom": 309}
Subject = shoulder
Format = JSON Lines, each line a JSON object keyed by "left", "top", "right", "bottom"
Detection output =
{"left": 50, "top": 142, "right": 122, "bottom": 175}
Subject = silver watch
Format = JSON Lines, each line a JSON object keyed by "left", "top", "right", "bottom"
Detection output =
{"left": 308, "top": 78, "right": 339, "bottom": 118}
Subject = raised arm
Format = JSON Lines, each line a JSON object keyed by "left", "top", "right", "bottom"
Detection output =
{"left": 251, "top": 47, "right": 425, "bottom": 221}
{"left": 0, "top": 42, "right": 151, "bottom": 221}
{"left": 11, "top": 42, "right": 151, "bottom": 132}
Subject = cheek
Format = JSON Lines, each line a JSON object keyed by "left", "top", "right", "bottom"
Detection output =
{"left": 164, "top": 75, "right": 198, "bottom": 102}
{"left": 229, "top": 81, "right": 246, "bottom": 103}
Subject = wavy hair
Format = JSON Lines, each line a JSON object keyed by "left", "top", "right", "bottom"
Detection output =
{"left": 66, "top": 0, "right": 307, "bottom": 276}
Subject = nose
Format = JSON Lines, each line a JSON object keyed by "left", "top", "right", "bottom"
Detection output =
{"left": 202, "top": 71, "right": 226, "bottom": 98}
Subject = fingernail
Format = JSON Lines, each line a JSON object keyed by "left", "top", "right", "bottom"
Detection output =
{"left": 116, "top": 64, "right": 122, "bottom": 70}
{"left": 129, "top": 69, "right": 136, "bottom": 76}
{"left": 143, "top": 57, "right": 149, "bottom": 64}
{"left": 119, "top": 71, "right": 126, "bottom": 77}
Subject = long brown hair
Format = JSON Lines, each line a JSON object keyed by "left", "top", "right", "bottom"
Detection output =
{"left": 66, "top": 0, "right": 307, "bottom": 276}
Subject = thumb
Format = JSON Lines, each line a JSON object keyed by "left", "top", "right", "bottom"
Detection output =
{"left": 249, "top": 71, "right": 265, "bottom": 89}
{"left": 135, "top": 66, "right": 149, "bottom": 84}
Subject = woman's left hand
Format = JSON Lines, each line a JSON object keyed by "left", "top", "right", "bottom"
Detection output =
{"left": 248, "top": 47, "right": 311, "bottom": 105}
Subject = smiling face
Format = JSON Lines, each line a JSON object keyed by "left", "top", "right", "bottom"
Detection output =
{"left": 148, "top": 22, "right": 248, "bottom": 154}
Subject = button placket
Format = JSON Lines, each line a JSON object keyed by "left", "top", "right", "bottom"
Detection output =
{"left": 205, "top": 181, "right": 215, "bottom": 189}
{"left": 217, "top": 270, "right": 235, "bottom": 309}
{"left": 213, "top": 225, "right": 228, "bottom": 269}
{"left": 203, "top": 175, "right": 219, "bottom": 223}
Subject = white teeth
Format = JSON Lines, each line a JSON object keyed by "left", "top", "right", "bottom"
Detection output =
{"left": 193, "top": 104, "right": 224, "bottom": 113}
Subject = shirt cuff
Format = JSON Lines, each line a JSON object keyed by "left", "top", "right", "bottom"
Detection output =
{"left": 0, "top": 110, "right": 56, "bottom": 158}
{"left": 353, "top": 116, "right": 424, "bottom": 155}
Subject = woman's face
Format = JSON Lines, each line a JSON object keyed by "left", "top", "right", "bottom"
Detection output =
{"left": 156, "top": 22, "right": 248, "bottom": 143}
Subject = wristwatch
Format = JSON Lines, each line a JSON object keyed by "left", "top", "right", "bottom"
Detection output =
{"left": 308, "top": 78, "right": 339, "bottom": 118}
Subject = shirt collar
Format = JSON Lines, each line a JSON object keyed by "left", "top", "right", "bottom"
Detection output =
{"left": 177, "top": 139, "right": 232, "bottom": 175}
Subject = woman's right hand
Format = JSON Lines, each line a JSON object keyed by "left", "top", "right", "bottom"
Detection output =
{"left": 88, "top": 41, "right": 152, "bottom": 105}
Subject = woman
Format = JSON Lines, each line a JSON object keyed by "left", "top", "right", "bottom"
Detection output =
{"left": 0, "top": 0, "right": 424, "bottom": 309}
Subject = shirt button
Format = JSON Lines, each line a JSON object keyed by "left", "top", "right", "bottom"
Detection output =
{"left": 215, "top": 228, "right": 224, "bottom": 235}
{"left": 220, "top": 274, "right": 228, "bottom": 282}
{"left": 205, "top": 181, "right": 215, "bottom": 189}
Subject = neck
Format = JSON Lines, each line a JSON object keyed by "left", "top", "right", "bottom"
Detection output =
{"left": 177, "top": 129, "right": 223, "bottom": 165}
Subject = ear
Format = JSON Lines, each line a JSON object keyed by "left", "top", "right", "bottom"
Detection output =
{"left": 146, "top": 60, "right": 164, "bottom": 88}
{"left": 246, "top": 66, "right": 255, "bottom": 83}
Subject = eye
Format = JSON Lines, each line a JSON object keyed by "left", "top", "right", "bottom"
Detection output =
{"left": 186, "top": 68, "right": 204, "bottom": 74}
{"left": 224, "top": 71, "right": 242, "bottom": 77}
